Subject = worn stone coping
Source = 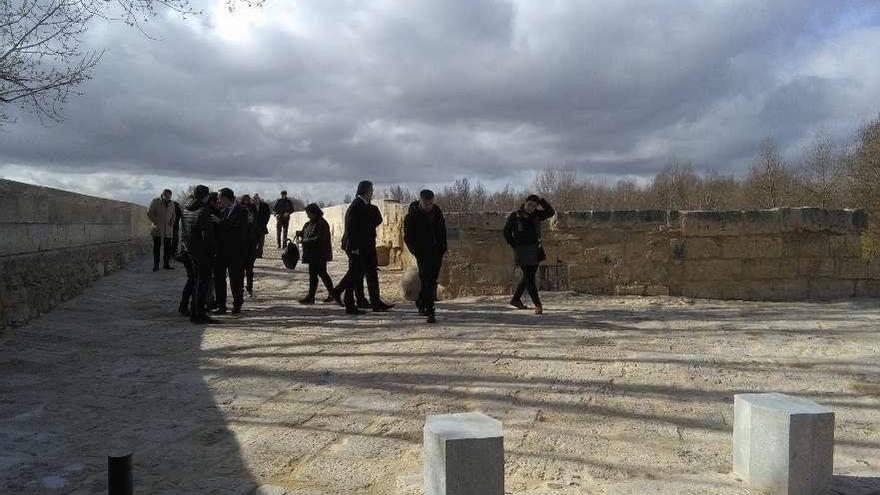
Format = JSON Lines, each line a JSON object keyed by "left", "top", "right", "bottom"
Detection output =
{"left": 424, "top": 412, "right": 503, "bottom": 440}
{"left": 735, "top": 392, "right": 832, "bottom": 415}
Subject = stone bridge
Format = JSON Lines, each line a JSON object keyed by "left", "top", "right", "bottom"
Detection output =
{"left": 1, "top": 181, "right": 879, "bottom": 494}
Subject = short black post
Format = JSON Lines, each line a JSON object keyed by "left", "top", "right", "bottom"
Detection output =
{"left": 108, "top": 453, "right": 132, "bottom": 495}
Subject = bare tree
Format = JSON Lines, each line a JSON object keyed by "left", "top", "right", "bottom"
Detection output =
{"left": 382, "top": 185, "right": 415, "bottom": 203}
{"left": 743, "top": 139, "right": 802, "bottom": 208}
{"left": 847, "top": 116, "right": 880, "bottom": 211}
{"left": 1, "top": 0, "right": 261, "bottom": 125}
{"left": 798, "top": 131, "right": 844, "bottom": 208}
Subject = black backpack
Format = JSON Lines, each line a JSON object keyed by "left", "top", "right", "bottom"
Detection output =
{"left": 281, "top": 238, "right": 300, "bottom": 270}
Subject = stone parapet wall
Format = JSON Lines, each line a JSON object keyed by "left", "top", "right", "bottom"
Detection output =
{"left": 0, "top": 180, "right": 152, "bottom": 328}
{"left": 288, "top": 200, "right": 875, "bottom": 302}
{"left": 442, "top": 207, "right": 876, "bottom": 301}
{"left": 288, "top": 199, "right": 412, "bottom": 268}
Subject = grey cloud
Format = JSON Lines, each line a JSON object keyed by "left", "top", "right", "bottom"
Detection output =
{"left": 2, "top": 0, "right": 880, "bottom": 203}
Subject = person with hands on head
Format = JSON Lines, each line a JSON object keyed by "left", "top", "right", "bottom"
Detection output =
{"left": 503, "top": 194, "right": 555, "bottom": 315}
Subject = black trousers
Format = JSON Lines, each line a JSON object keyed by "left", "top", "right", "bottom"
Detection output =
{"left": 416, "top": 255, "right": 443, "bottom": 314}
{"left": 181, "top": 255, "right": 212, "bottom": 318}
{"left": 338, "top": 252, "right": 380, "bottom": 309}
{"left": 513, "top": 264, "right": 541, "bottom": 307}
{"left": 153, "top": 236, "right": 173, "bottom": 268}
{"left": 244, "top": 255, "right": 256, "bottom": 293}
{"left": 256, "top": 235, "right": 265, "bottom": 258}
{"left": 276, "top": 218, "right": 290, "bottom": 248}
{"left": 306, "top": 261, "right": 334, "bottom": 299}
{"left": 215, "top": 256, "right": 244, "bottom": 309}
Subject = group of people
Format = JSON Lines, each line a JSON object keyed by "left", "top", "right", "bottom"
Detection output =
{"left": 148, "top": 187, "right": 283, "bottom": 323}
{"left": 148, "top": 180, "right": 555, "bottom": 324}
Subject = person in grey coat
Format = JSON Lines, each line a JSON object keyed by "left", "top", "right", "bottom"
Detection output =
{"left": 503, "top": 195, "right": 555, "bottom": 314}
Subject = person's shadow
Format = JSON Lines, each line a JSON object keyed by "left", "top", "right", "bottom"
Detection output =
{"left": 831, "top": 475, "right": 880, "bottom": 495}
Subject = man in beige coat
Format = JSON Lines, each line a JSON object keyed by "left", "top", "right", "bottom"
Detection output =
{"left": 148, "top": 189, "right": 177, "bottom": 271}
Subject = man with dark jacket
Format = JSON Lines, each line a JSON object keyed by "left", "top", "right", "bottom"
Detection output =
{"left": 215, "top": 188, "right": 250, "bottom": 314}
{"left": 178, "top": 185, "right": 219, "bottom": 324}
{"left": 273, "top": 190, "right": 295, "bottom": 248}
{"left": 404, "top": 189, "right": 447, "bottom": 323}
{"left": 332, "top": 180, "right": 394, "bottom": 315}
{"left": 253, "top": 193, "right": 271, "bottom": 257}
{"left": 240, "top": 195, "right": 260, "bottom": 296}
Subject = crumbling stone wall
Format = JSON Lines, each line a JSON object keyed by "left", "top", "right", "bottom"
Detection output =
{"left": 0, "top": 180, "right": 152, "bottom": 328}
{"left": 292, "top": 201, "right": 876, "bottom": 302}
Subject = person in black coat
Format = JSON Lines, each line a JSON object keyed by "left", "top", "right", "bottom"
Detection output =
{"left": 273, "top": 190, "right": 295, "bottom": 248}
{"left": 178, "top": 185, "right": 218, "bottom": 324}
{"left": 253, "top": 193, "right": 271, "bottom": 258}
{"left": 332, "top": 180, "right": 394, "bottom": 314}
{"left": 404, "top": 189, "right": 447, "bottom": 324}
{"left": 332, "top": 202, "right": 380, "bottom": 308}
{"left": 240, "top": 195, "right": 260, "bottom": 296}
{"left": 503, "top": 194, "right": 555, "bottom": 314}
{"left": 296, "top": 203, "right": 335, "bottom": 304}
{"left": 215, "top": 188, "right": 250, "bottom": 314}
{"left": 171, "top": 200, "right": 183, "bottom": 265}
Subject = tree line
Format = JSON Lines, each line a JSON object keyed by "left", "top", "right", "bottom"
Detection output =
{"left": 383, "top": 117, "right": 880, "bottom": 214}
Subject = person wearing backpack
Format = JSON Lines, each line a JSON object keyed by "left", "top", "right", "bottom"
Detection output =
{"left": 503, "top": 195, "right": 555, "bottom": 315}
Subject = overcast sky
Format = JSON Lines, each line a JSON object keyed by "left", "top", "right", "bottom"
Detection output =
{"left": 2, "top": 0, "right": 880, "bottom": 205}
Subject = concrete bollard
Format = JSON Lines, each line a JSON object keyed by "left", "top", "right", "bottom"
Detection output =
{"left": 423, "top": 412, "right": 504, "bottom": 495}
{"left": 733, "top": 392, "right": 834, "bottom": 495}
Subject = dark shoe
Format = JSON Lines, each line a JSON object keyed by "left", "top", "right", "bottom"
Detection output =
{"left": 178, "top": 304, "right": 191, "bottom": 317}
{"left": 426, "top": 313, "right": 436, "bottom": 324}
{"left": 534, "top": 306, "right": 543, "bottom": 315}
{"left": 153, "top": 266, "right": 160, "bottom": 272}
{"left": 213, "top": 307, "right": 228, "bottom": 315}
{"left": 510, "top": 299, "right": 528, "bottom": 310}
{"left": 322, "top": 295, "right": 335, "bottom": 304}
{"left": 345, "top": 307, "right": 366, "bottom": 315}
{"left": 418, "top": 307, "right": 428, "bottom": 316}
{"left": 357, "top": 300, "right": 372, "bottom": 309}
{"left": 163, "top": 265, "right": 174, "bottom": 270}
{"left": 246, "top": 288, "right": 253, "bottom": 297}
{"left": 372, "top": 302, "right": 395, "bottom": 312}
{"left": 191, "top": 315, "right": 220, "bottom": 324}
{"left": 231, "top": 306, "right": 242, "bottom": 315}
{"left": 330, "top": 289, "right": 344, "bottom": 307}
{"left": 299, "top": 297, "right": 316, "bottom": 305}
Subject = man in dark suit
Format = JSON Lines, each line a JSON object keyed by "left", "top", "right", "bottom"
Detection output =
{"left": 332, "top": 180, "right": 394, "bottom": 315}
{"left": 404, "top": 189, "right": 447, "bottom": 324}
{"left": 214, "top": 188, "right": 250, "bottom": 314}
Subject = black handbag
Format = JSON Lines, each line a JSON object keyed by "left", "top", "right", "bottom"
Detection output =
{"left": 281, "top": 239, "right": 300, "bottom": 270}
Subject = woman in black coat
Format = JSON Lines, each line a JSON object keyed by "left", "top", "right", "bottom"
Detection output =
{"left": 503, "top": 194, "right": 555, "bottom": 314}
{"left": 297, "top": 203, "right": 335, "bottom": 304}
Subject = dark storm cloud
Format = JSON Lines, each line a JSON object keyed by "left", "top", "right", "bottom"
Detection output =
{"left": 2, "top": 0, "right": 880, "bottom": 198}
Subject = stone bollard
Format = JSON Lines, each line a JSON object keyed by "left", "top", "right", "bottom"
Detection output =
{"left": 733, "top": 393, "right": 834, "bottom": 495}
{"left": 423, "top": 412, "right": 504, "bottom": 495}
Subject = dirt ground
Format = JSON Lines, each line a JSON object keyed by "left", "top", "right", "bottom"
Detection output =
{"left": 1, "top": 245, "right": 879, "bottom": 494}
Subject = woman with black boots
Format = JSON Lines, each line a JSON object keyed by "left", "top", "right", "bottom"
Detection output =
{"left": 503, "top": 195, "right": 555, "bottom": 315}
{"left": 297, "top": 203, "right": 335, "bottom": 304}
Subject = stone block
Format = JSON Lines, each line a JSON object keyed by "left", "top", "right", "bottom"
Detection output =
{"left": 829, "top": 235, "right": 863, "bottom": 258}
{"left": 798, "top": 258, "right": 835, "bottom": 278}
{"left": 783, "top": 235, "right": 830, "bottom": 258}
{"left": 680, "top": 210, "right": 746, "bottom": 237}
{"left": 424, "top": 412, "right": 503, "bottom": 495}
{"left": 682, "top": 259, "right": 743, "bottom": 281}
{"left": 741, "top": 259, "right": 798, "bottom": 280}
{"left": 733, "top": 393, "right": 834, "bottom": 495}
{"left": 835, "top": 258, "right": 868, "bottom": 280}
{"left": 809, "top": 279, "right": 856, "bottom": 300}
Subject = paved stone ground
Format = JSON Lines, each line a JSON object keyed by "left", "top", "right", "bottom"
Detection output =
{"left": 1, "top": 246, "right": 879, "bottom": 494}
